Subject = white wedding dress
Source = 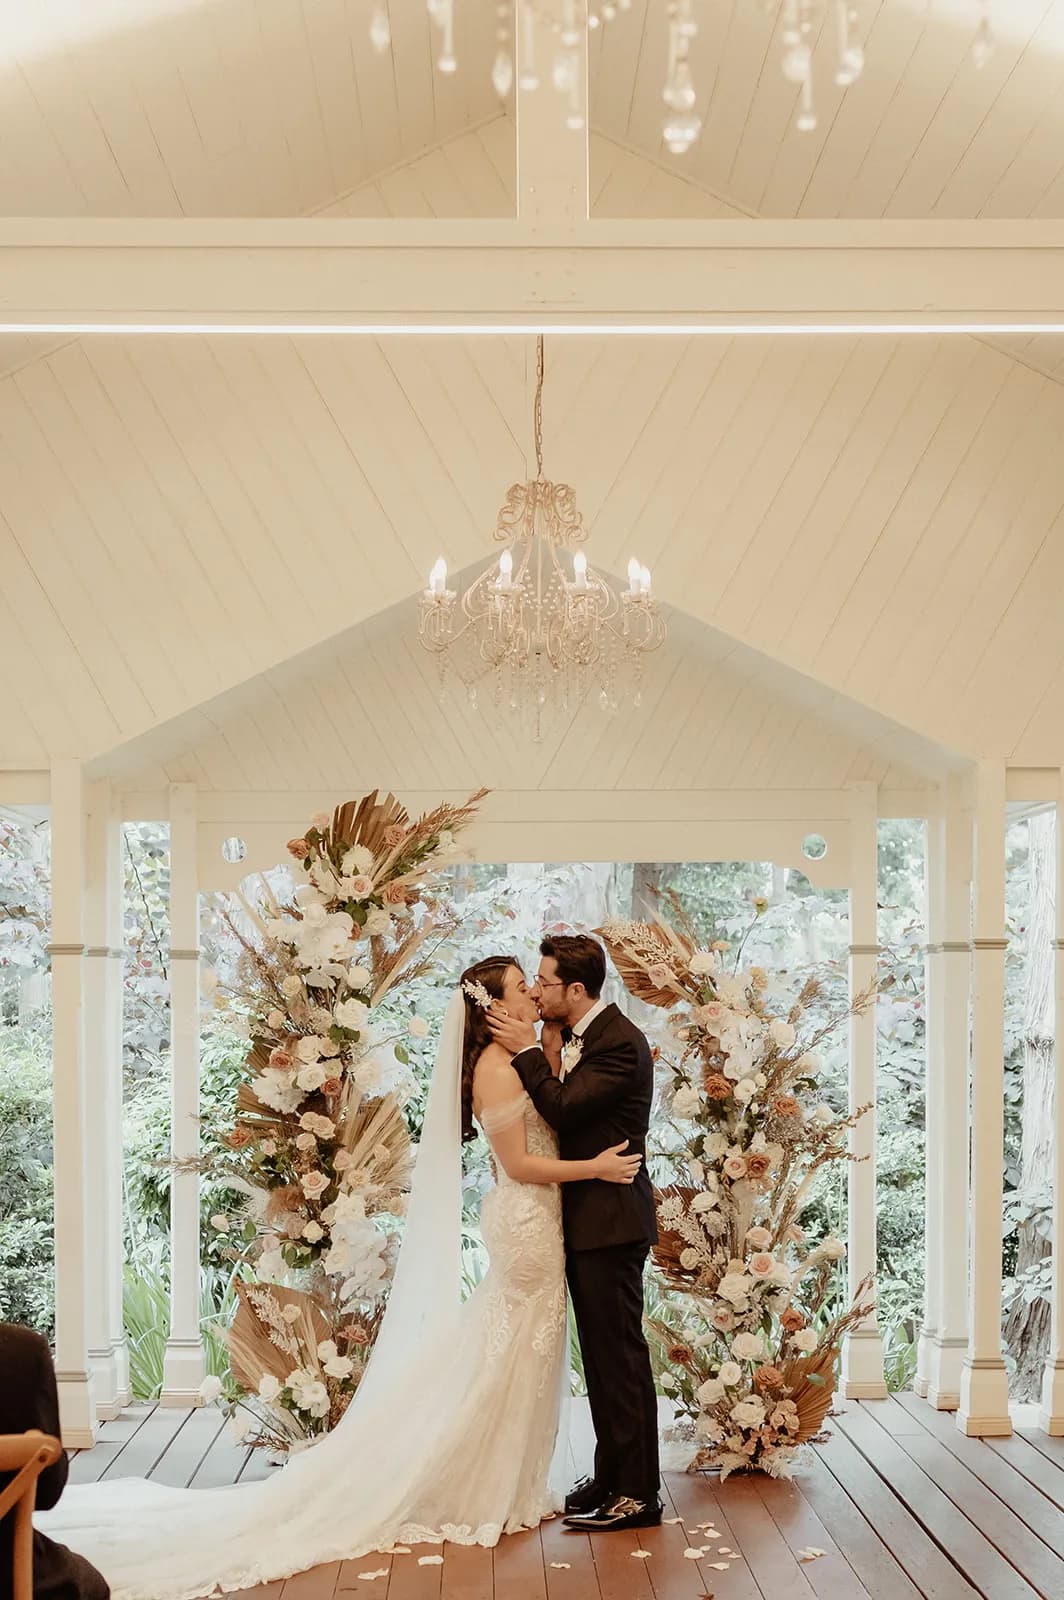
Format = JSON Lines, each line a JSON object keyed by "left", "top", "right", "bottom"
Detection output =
{"left": 38, "top": 993, "right": 569, "bottom": 1600}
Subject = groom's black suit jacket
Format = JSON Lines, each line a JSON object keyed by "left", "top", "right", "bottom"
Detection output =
{"left": 513, "top": 1003, "right": 658, "bottom": 1254}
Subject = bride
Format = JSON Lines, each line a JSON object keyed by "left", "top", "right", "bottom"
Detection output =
{"left": 39, "top": 956, "right": 641, "bottom": 1600}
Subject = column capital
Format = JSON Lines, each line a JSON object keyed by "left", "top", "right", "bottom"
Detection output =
{"left": 849, "top": 943, "right": 881, "bottom": 957}
{"left": 47, "top": 942, "right": 85, "bottom": 956}
{"left": 972, "top": 937, "right": 1008, "bottom": 951}
{"left": 926, "top": 940, "right": 972, "bottom": 955}
{"left": 169, "top": 947, "right": 202, "bottom": 961}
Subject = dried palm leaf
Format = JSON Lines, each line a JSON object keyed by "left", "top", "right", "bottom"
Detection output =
{"left": 650, "top": 1185, "right": 702, "bottom": 1289}
{"left": 780, "top": 1347, "right": 838, "bottom": 1442}
{"left": 227, "top": 1282, "right": 332, "bottom": 1392}
{"left": 340, "top": 1092, "right": 413, "bottom": 1190}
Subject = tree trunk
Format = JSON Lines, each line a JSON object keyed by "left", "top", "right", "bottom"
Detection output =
{"left": 631, "top": 862, "right": 662, "bottom": 920}
{"left": 1003, "top": 811, "right": 1055, "bottom": 1399}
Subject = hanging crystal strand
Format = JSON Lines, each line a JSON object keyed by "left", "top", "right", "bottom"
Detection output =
{"left": 369, "top": 5, "right": 391, "bottom": 53}
{"left": 834, "top": 1, "right": 864, "bottom": 88}
{"left": 972, "top": 1, "right": 995, "bottom": 69}
{"left": 492, "top": 0, "right": 513, "bottom": 98}
{"left": 518, "top": 0, "right": 538, "bottom": 91}
{"left": 662, "top": 0, "right": 701, "bottom": 154}
{"left": 780, "top": 0, "right": 817, "bottom": 131}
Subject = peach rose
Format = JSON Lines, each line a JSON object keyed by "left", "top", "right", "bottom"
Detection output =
{"left": 711, "top": 1305, "right": 735, "bottom": 1331}
{"left": 745, "top": 1152, "right": 773, "bottom": 1180}
{"left": 227, "top": 1126, "right": 254, "bottom": 1149}
{"left": 749, "top": 1252, "right": 777, "bottom": 1279}
{"left": 347, "top": 875, "right": 374, "bottom": 899}
{"left": 772, "top": 1094, "right": 801, "bottom": 1118}
{"left": 667, "top": 1343, "right": 694, "bottom": 1367}
{"left": 753, "top": 1364, "right": 785, "bottom": 1392}
{"left": 746, "top": 1226, "right": 773, "bottom": 1250}
{"left": 703, "top": 1072, "right": 733, "bottom": 1099}
{"left": 383, "top": 880, "right": 406, "bottom": 905}
{"left": 723, "top": 1155, "right": 748, "bottom": 1181}
{"left": 321, "top": 1077, "right": 343, "bottom": 1097}
{"left": 268, "top": 1047, "right": 295, "bottom": 1071}
{"left": 780, "top": 1307, "right": 806, "bottom": 1333}
{"left": 286, "top": 838, "right": 309, "bottom": 859}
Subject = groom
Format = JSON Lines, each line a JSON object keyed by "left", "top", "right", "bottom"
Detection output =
{"left": 488, "top": 933, "right": 661, "bottom": 1531}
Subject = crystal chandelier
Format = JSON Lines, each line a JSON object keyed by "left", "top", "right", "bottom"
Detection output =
{"left": 417, "top": 337, "right": 666, "bottom": 738}
{"left": 368, "top": 3, "right": 995, "bottom": 152}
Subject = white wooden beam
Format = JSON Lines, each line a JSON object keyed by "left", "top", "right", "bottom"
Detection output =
{"left": 4, "top": 220, "right": 1064, "bottom": 329}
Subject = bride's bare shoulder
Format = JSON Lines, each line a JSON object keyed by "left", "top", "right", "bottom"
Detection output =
{"left": 472, "top": 1046, "right": 524, "bottom": 1101}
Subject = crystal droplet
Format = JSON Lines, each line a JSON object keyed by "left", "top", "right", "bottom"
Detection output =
{"left": 369, "top": 6, "right": 390, "bottom": 52}
{"left": 972, "top": 17, "right": 995, "bottom": 69}
{"left": 491, "top": 48, "right": 513, "bottom": 97}
{"left": 796, "top": 110, "right": 818, "bottom": 133}
{"left": 438, "top": 52, "right": 457, "bottom": 74}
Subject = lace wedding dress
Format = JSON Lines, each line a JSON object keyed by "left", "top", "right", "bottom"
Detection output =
{"left": 38, "top": 994, "right": 568, "bottom": 1600}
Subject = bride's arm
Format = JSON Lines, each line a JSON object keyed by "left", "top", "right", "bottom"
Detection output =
{"left": 477, "top": 1062, "right": 640, "bottom": 1186}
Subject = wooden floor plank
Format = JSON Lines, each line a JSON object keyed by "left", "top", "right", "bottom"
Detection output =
{"left": 792, "top": 1453, "right": 923, "bottom": 1600}
{"left": 984, "top": 1433, "right": 1064, "bottom": 1512}
{"left": 281, "top": 1562, "right": 342, "bottom": 1600}
{"left": 633, "top": 1483, "right": 720, "bottom": 1600}
{"left": 387, "top": 1541, "right": 443, "bottom": 1600}
{"left": 540, "top": 1515, "right": 599, "bottom": 1600}
{"left": 147, "top": 1403, "right": 227, "bottom": 1486}
{"left": 836, "top": 1405, "right": 1043, "bottom": 1600}
{"left": 67, "top": 1404, "right": 154, "bottom": 1483}
{"left": 854, "top": 1397, "right": 926, "bottom": 1438}
{"left": 491, "top": 1526, "right": 545, "bottom": 1600}
{"left": 815, "top": 1424, "right": 979, "bottom": 1598}
{"left": 96, "top": 1404, "right": 195, "bottom": 1481}
{"left": 714, "top": 1476, "right": 816, "bottom": 1599}
{"left": 895, "top": 1392, "right": 1064, "bottom": 1551}
{"left": 439, "top": 1541, "right": 495, "bottom": 1600}
{"left": 665, "top": 1469, "right": 764, "bottom": 1600}
{"left": 753, "top": 1473, "right": 871, "bottom": 1598}
{"left": 189, "top": 1424, "right": 256, "bottom": 1488}
{"left": 1016, "top": 1427, "right": 1064, "bottom": 1468}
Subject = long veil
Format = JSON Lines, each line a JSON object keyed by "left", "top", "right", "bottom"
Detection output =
{"left": 38, "top": 992, "right": 478, "bottom": 1600}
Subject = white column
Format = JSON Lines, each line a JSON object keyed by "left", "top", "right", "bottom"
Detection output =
{"left": 1039, "top": 769, "right": 1064, "bottom": 1434}
{"left": 160, "top": 783, "right": 205, "bottom": 1404}
{"left": 48, "top": 758, "right": 97, "bottom": 1446}
{"left": 958, "top": 760, "right": 1011, "bottom": 1436}
{"left": 841, "top": 781, "right": 887, "bottom": 1398}
{"left": 924, "top": 780, "right": 972, "bottom": 1410}
{"left": 515, "top": 0, "right": 589, "bottom": 224}
{"left": 83, "top": 783, "right": 129, "bottom": 1417}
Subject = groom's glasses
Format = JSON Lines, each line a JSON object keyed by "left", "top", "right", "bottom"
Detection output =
{"left": 535, "top": 978, "right": 568, "bottom": 990}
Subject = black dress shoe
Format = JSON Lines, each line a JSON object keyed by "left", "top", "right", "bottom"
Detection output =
{"left": 563, "top": 1494, "right": 663, "bottom": 1531}
{"left": 564, "top": 1477, "right": 607, "bottom": 1515}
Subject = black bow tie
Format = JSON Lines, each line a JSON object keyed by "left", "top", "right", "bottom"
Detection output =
{"left": 560, "top": 1025, "right": 574, "bottom": 1045}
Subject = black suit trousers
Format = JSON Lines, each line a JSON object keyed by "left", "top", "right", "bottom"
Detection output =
{"left": 566, "top": 1242, "right": 660, "bottom": 1504}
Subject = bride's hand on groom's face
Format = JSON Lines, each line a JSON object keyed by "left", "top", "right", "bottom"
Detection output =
{"left": 487, "top": 1004, "right": 538, "bottom": 1056}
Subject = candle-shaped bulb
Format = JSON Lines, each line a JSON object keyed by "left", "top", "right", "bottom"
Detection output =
{"left": 429, "top": 557, "right": 447, "bottom": 596}
{"left": 573, "top": 551, "right": 588, "bottom": 589}
{"left": 627, "top": 556, "right": 642, "bottom": 594}
{"left": 499, "top": 549, "right": 513, "bottom": 585}
{"left": 640, "top": 564, "right": 652, "bottom": 595}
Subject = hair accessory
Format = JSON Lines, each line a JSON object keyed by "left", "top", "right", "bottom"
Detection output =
{"left": 462, "top": 978, "right": 493, "bottom": 1010}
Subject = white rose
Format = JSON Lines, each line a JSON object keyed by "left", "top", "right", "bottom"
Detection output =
{"left": 697, "top": 1377, "right": 725, "bottom": 1405}
{"left": 295, "top": 1034, "right": 326, "bottom": 1063}
{"left": 688, "top": 1158, "right": 705, "bottom": 1184}
{"left": 790, "top": 1328, "right": 819, "bottom": 1353}
{"left": 341, "top": 844, "right": 375, "bottom": 878}
{"left": 347, "top": 963, "right": 372, "bottom": 990}
{"left": 255, "top": 1069, "right": 305, "bottom": 1115}
{"left": 210, "top": 1213, "right": 230, "bottom": 1232}
{"left": 364, "top": 907, "right": 391, "bottom": 938}
{"left": 296, "top": 1132, "right": 317, "bottom": 1152}
{"left": 302, "top": 1221, "right": 325, "bottom": 1243}
{"left": 717, "top": 1274, "right": 752, "bottom": 1308}
{"left": 731, "top": 1332, "right": 765, "bottom": 1361}
{"left": 798, "top": 1053, "right": 820, "bottom": 1073}
{"left": 258, "top": 1374, "right": 282, "bottom": 1402}
{"left": 228, "top": 1416, "right": 251, "bottom": 1444}
{"left": 335, "top": 998, "right": 368, "bottom": 1031}
{"left": 408, "top": 1016, "right": 430, "bottom": 1039}
{"left": 198, "top": 1375, "right": 223, "bottom": 1403}
{"left": 690, "top": 1191, "right": 718, "bottom": 1214}
{"left": 717, "top": 1361, "right": 742, "bottom": 1387}
{"left": 703, "top": 1131, "right": 729, "bottom": 1159}
{"left": 769, "top": 1019, "right": 796, "bottom": 1049}
{"left": 734, "top": 1077, "right": 757, "bottom": 1104}
{"left": 689, "top": 951, "right": 718, "bottom": 976}
{"left": 257, "top": 1250, "right": 284, "bottom": 1283}
{"left": 730, "top": 1398, "right": 766, "bottom": 1429}
{"left": 297, "top": 1063, "right": 328, "bottom": 1092}
{"left": 659, "top": 1371, "right": 677, "bottom": 1391}
{"left": 266, "top": 1009, "right": 286, "bottom": 1031}
{"left": 260, "top": 1139, "right": 277, "bottom": 1156}
{"left": 316, "top": 1339, "right": 339, "bottom": 1362}
{"left": 281, "top": 975, "right": 303, "bottom": 997}
{"left": 298, "top": 1380, "right": 330, "bottom": 1419}
{"left": 323, "top": 1356, "right": 354, "bottom": 1381}
{"left": 679, "top": 1247, "right": 701, "bottom": 1270}
{"left": 354, "top": 1058, "right": 383, "bottom": 1094}
{"left": 672, "top": 1084, "right": 701, "bottom": 1121}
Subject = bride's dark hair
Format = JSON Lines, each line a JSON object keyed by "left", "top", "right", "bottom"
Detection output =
{"left": 460, "top": 955, "right": 522, "bottom": 1143}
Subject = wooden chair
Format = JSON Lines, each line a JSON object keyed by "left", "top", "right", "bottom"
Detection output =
{"left": 0, "top": 1431, "right": 63, "bottom": 1600}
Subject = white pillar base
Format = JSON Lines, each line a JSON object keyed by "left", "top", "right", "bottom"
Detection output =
{"left": 840, "top": 1325, "right": 888, "bottom": 1400}
{"left": 1038, "top": 1358, "right": 1064, "bottom": 1435}
{"left": 957, "top": 1359, "right": 1012, "bottom": 1436}
{"left": 56, "top": 1368, "right": 98, "bottom": 1448}
{"left": 926, "top": 1335, "right": 966, "bottom": 1410}
{"left": 161, "top": 1338, "right": 206, "bottom": 1406}
{"left": 112, "top": 1336, "right": 131, "bottom": 1409}
{"left": 88, "top": 1345, "right": 123, "bottom": 1421}
{"left": 914, "top": 1325, "right": 935, "bottom": 1397}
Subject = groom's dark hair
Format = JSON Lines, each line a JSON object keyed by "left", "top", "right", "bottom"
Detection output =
{"left": 540, "top": 934, "right": 606, "bottom": 999}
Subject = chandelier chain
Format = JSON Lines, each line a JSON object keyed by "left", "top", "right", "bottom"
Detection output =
{"left": 534, "top": 335, "right": 545, "bottom": 480}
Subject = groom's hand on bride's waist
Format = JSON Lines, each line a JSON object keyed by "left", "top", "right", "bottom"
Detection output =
{"left": 487, "top": 1004, "right": 538, "bottom": 1057}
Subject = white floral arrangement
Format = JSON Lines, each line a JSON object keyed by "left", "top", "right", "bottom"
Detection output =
{"left": 204, "top": 789, "right": 485, "bottom": 1449}
{"left": 598, "top": 894, "right": 875, "bottom": 1481}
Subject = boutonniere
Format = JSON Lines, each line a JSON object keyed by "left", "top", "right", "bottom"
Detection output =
{"left": 559, "top": 1036, "right": 584, "bottom": 1082}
